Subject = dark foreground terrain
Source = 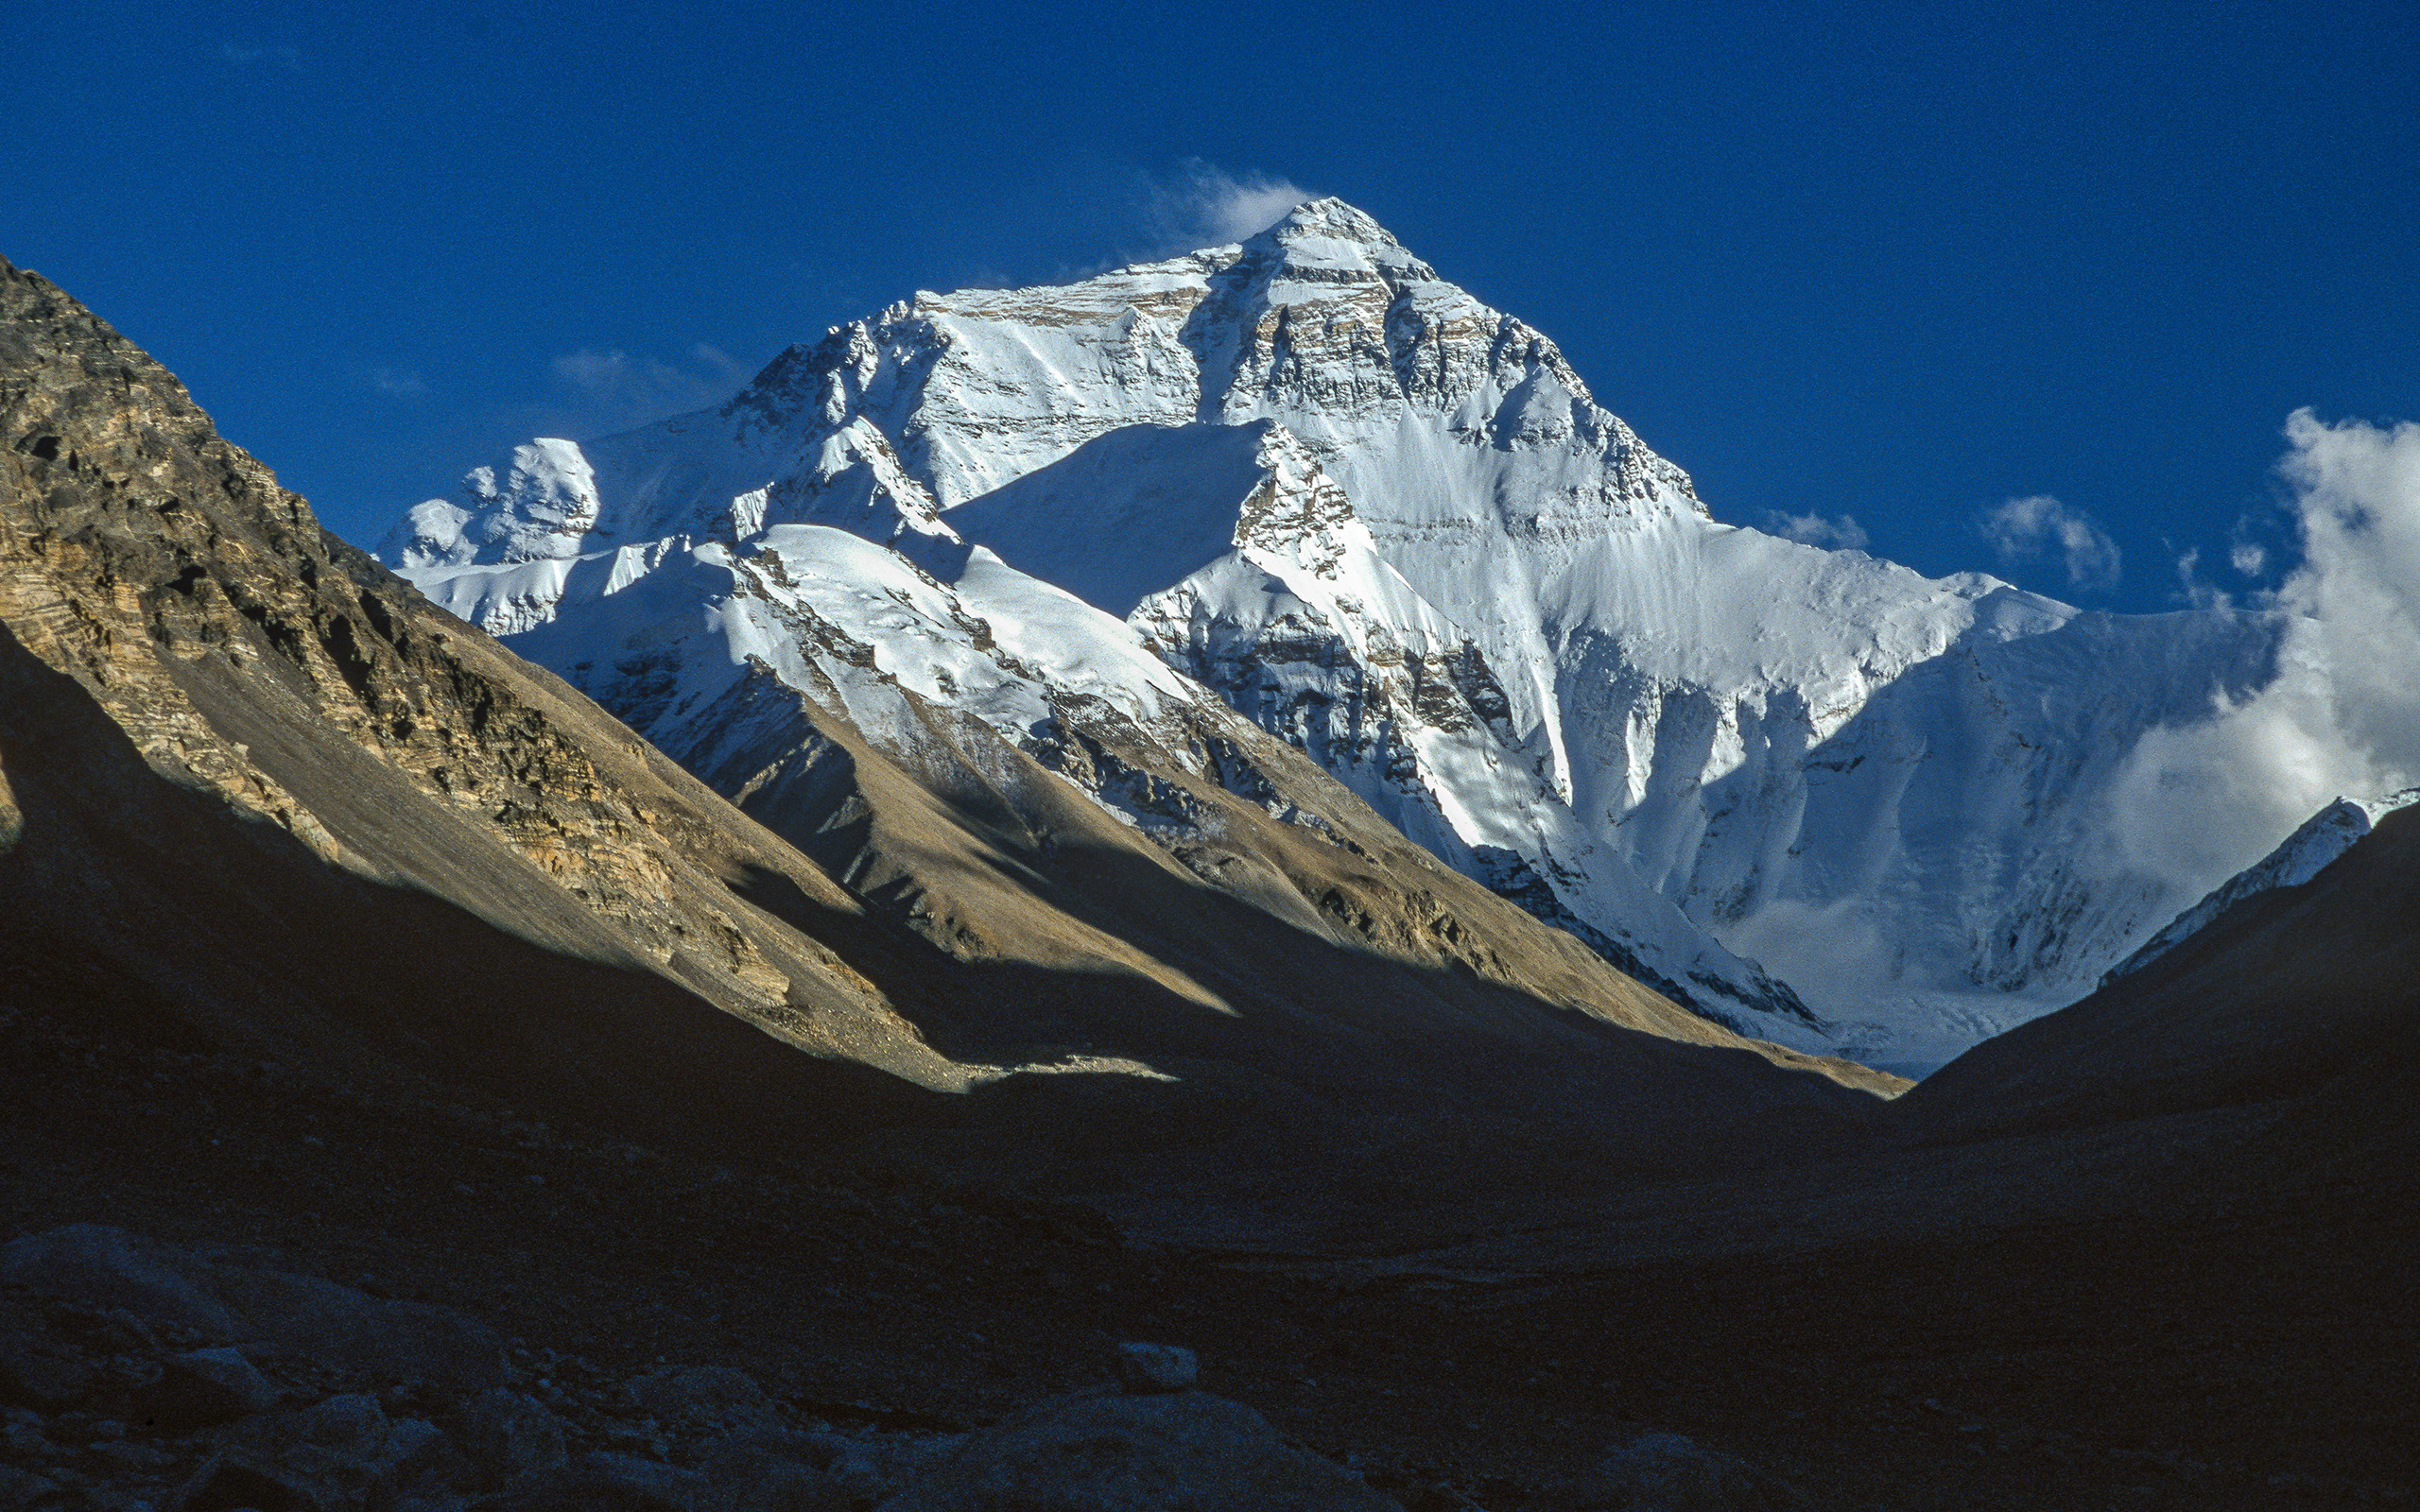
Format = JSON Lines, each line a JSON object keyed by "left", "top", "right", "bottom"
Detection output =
{"left": 5, "top": 956, "right": 2412, "bottom": 1511}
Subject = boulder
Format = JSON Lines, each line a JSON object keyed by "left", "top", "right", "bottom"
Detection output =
{"left": 873, "top": 1391, "right": 1399, "bottom": 1511}
{"left": 695, "top": 1431, "right": 856, "bottom": 1512}
{"left": 200, "top": 1392, "right": 471, "bottom": 1511}
{"left": 375, "top": 1415, "right": 475, "bottom": 1505}
{"left": 487, "top": 1450, "right": 707, "bottom": 1512}
{"left": 0, "top": 1407, "right": 53, "bottom": 1458}
{"left": 1113, "top": 1342, "right": 1198, "bottom": 1394}
{"left": 0, "top": 1226, "right": 500, "bottom": 1388}
{"left": 624, "top": 1366, "right": 781, "bottom": 1436}
{"left": 780, "top": 1428, "right": 959, "bottom": 1506}
{"left": 1573, "top": 1434, "right": 1804, "bottom": 1511}
{"left": 0, "top": 1465, "right": 63, "bottom": 1509}
{"left": 210, "top": 1270, "right": 504, "bottom": 1388}
{"left": 165, "top": 1450, "right": 325, "bottom": 1512}
{"left": 279, "top": 1391, "right": 392, "bottom": 1458}
{"left": 0, "top": 1330, "right": 96, "bottom": 1411}
{"left": 450, "top": 1387, "right": 570, "bottom": 1488}
{"left": 137, "top": 1348, "right": 280, "bottom": 1431}
{"left": 0, "top": 1227, "right": 234, "bottom": 1338}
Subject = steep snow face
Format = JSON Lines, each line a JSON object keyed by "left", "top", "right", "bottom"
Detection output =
{"left": 427, "top": 524, "right": 1190, "bottom": 778}
{"left": 2100, "top": 787, "right": 2420, "bottom": 986}
{"left": 384, "top": 197, "right": 2294, "bottom": 1069}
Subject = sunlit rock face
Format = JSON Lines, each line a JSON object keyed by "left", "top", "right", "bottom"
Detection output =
{"left": 385, "top": 198, "right": 2288, "bottom": 1069}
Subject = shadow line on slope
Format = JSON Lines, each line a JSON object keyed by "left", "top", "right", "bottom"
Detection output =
{"left": 0, "top": 622, "right": 947, "bottom": 1158}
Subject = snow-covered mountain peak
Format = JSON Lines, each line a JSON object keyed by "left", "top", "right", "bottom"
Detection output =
{"left": 1262, "top": 195, "right": 1397, "bottom": 245}
{"left": 380, "top": 438, "right": 599, "bottom": 570}
{"left": 390, "top": 201, "right": 1708, "bottom": 590}
{"left": 378, "top": 198, "right": 2299, "bottom": 1072}
{"left": 1241, "top": 196, "right": 1434, "bottom": 277}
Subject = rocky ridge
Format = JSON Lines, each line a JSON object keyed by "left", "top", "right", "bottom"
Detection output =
{"left": 0, "top": 253, "right": 975, "bottom": 1109}
{"left": 1902, "top": 799, "right": 2420, "bottom": 1143}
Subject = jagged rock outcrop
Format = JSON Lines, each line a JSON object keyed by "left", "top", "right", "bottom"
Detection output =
{"left": 0, "top": 254, "right": 977, "bottom": 1139}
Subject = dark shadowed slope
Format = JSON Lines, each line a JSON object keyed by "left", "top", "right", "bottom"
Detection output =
{"left": 0, "top": 259, "right": 978, "bottom": 1145}
{"left": 1898, "top": 804, "right": 2420, "bottom": 1144}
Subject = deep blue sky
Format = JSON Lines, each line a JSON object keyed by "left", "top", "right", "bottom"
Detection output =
{"left": 11, "top": 0, "right": 2415, "bottom": 611}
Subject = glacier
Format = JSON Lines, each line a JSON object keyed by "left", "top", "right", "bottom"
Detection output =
{"left": 382, "top": 198, "right": 2297, "bottom": 1073}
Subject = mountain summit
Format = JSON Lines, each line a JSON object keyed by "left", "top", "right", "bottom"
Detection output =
{"left": 383, "top": 201, "right": 2286, "bottom": 1071}
{"left": 1257, "top": 195, "right": 1399, "bottom": 243}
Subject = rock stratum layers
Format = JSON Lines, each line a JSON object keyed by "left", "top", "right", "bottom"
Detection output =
{"left": 387, "top": 198, "right": 2290, "bottom": 1073}
{"left": 0, "top": 254, "right": 1894, "bottom": 1236}
{"left": 0, "top": 257, "right": 965, "bottom": 1129}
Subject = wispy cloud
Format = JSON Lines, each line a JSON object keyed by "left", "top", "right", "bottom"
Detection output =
{"left": 1980, "top": 493, "right": 2122, "bottom": 593}
{"left": 549, "top": 343, "right": 752, "bottom": 437}
{"left": 219, "top": 43, "right": 302, "bottom": 70}
{"left": 1142, "top": 161, "right": 1316, "bottom": 254}
{"left": 1761, "top": 509, "right": 1871, "bottom": 552}
{"left": 2171, "top": 544, "right": 2223, "bottom": 610}
{"left": 2177, "top": 518, "right": 2279, "bottom": 608}
{"left": 368, "top": 368, "right": 426, "bottom": 397}
{"left": 2106, "top": 409, "right": 2420, "bottom": 900}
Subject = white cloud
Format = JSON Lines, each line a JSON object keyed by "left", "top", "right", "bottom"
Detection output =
{"left": 1980, "top": 494, "right": 2122, "bottom": 593}
{"left": 2276, "top": 407, "right": 2420, "bottom": 768}
{"left": 2230, "top": 541, "right": 2268, "bottom": 576}
{"left": 369, "top": 368, "right": 425, "bottom": 397}
{"left": 1145, "top": 162, "right": 1315, "bottom": 252}
{"left": 2172, "top": 545, "right": 2227, "bottom": 610}
{"left": 2172, "top": 541, "right": 2259, "bottom": 610}
{"left": 2103, "top": 409, "right": 2420, "bottom": 900}
{"left": 549, "top": 343, "right": 752, "bottom": 437}
{"left": 1762, "top": 509, "right": 1870, "bottom": 552}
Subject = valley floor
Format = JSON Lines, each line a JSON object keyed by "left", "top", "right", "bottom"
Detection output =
{"left": 5, "top": 967, "right": 2411, "bottom": 1512}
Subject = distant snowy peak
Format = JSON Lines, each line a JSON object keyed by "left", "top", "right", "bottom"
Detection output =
{"left": 383, "top": 412, "right": 955, "bottom": 577}
{"left": 2101, "top": 787, "right": 2420, "bottom": 987}
{"left": 382, "top": 438, "right": 599, "bottom": 569}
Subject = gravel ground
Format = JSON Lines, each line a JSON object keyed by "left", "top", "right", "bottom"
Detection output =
{"left": 4, "top": 975, "right": 2413, "bottom": 1511}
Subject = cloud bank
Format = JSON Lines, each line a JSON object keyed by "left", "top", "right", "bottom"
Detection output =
{"left": 2105, "top": 409, "right": 2420, "bottom": 900}
{"left": 1981, "top": 494, "right": 2122, "bottom": 593}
